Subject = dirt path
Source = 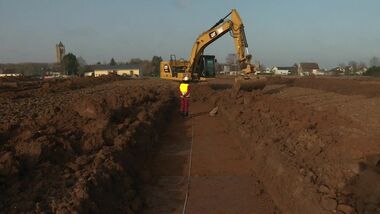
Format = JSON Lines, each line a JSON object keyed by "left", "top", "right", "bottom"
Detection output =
{"left": 143, "top": 100, "right": 278, "bottom": 213}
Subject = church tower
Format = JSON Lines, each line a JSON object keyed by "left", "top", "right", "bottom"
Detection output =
{"left": 55, "top": 41, "right": 65, "bottom": 64}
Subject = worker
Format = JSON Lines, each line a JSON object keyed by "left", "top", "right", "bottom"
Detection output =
{"left": 179, "top": 76, "right": 191, "bottom": 117}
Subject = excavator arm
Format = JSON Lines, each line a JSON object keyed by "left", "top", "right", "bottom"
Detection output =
{"left": 186, "top": 9, "right": 254, "bottom": 78}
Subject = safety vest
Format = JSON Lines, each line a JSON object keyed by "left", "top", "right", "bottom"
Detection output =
{"left": 179, "top": 83, "right": 189, "bottom": 96}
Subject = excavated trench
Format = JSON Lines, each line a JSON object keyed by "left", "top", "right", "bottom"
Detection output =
{"left": 142, "top": 79, "right": 380, "bottom": 214}
{"left": 140, "top": 98, "right": 281, "bottom": 213}
{"left": 1, "top": 78, "right": 380, "bottom": 213}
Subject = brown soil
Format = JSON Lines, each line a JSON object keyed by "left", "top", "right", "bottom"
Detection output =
{"left": 141, "top": 102, "right": 279, "bottom": 213}
{"left": 193, "top": 77, "right": 380, "bottom": 214}
{"left": 1, "top": 76, "right": 380, "bottom": 213}
{"left": 0, "top": 76, "right": 130, "bottom": 99}
{"left": 0, "top": 78, "right": 175, "bottom": 213}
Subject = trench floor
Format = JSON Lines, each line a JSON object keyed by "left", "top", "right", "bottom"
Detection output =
{"left": 142, "top": 100, "right": 278, "bottom": 213}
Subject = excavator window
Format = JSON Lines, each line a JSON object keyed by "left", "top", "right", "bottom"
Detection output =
{"left": 198, "top": 55, "right": 216, "bottom": 77}
{"left": 164, "top": 65, "right": 170, "bottom": 73}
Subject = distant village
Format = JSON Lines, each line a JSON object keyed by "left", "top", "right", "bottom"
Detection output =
{"left": 221, "top": 62, "right": 368, "bottom": 76}
{"left": 220, "top": 54, "right": 374, "bottom": 77}
{"left": 0, "top": 42, "right": 379, "bottom": 78}
{"left": 0, "top": 42, "right": 142, "bottom": 79}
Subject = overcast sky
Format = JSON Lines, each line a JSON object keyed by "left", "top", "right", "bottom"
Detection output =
{"left": 0, "top": 0, "right": 379, "bottom": 68}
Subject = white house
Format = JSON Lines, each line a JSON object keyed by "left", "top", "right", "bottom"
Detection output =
{"left": 84, "top": 72, "right": 94, "bottom": 77}
{"left": 271, "top": 67, "right": 291, "bottom": 75}
{"left": 0, "top": 69, "right": 22, "bottom": 77}
{"left": 0, "top": 73, "right": 22, "bottom": 77}
{"left": 44, "top": 71, "right": 67, "bottom": 79}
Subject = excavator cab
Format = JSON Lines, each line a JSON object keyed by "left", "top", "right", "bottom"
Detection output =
{"left": 193, "top": 55, "right": 216, "bottom": 80}
{"left": 196, "top": 55, "right": 216, "bottom": 78}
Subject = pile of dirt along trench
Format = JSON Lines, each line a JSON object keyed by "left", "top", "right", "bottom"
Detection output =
{"left": 191, "top": 80, "right": 380, "bottom": 214}
{"left": 0, "top": 80, "right": 177, "bottom": 213}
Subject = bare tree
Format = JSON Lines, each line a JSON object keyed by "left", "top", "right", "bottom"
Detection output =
{"left": 358, "top": 62, "right": 367, "bottom": 69}
{"left": 129, "top": 58, "right": 143, "bottom": 65}
{"left": 110, "top": 58, "right": 117, "bottom": 66}
{"left": 338, "top": 63, "right": 346, "bottom": 68}
{"left": 151, "top": 56, "right": 162, "bottom": 76}
{"left": 369, "top": 57, "right": 380, "bottom": 67}
{"left": 348, "top": 61, "right": 358, "bottom": 71}
{"left": 77, "top": 56, "right": 87, "bottom": 66}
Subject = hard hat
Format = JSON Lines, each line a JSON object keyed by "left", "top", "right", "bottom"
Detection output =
{"left": 183, "top": 76, "right": 189, "bottom": 81}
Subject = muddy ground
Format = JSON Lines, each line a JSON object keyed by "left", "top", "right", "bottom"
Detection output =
{"left": 0, "top": 76, "right": 380, "bottom": 213}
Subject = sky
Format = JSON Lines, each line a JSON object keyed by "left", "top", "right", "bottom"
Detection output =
{"left": 0, "top": 0, "right": 380, "bottom": 68}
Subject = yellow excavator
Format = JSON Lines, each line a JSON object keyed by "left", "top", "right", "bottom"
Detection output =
{"left": 160, "top": 9, "right": 266, "bottom": 91}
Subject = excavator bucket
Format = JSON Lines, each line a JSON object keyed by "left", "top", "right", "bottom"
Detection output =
{"left": 234, "top": 76, "right": 267, "bottom": 92}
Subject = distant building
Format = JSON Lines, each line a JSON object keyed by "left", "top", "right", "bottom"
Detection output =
{"left": 272, "top": 66, "right": 293, "bottom": 75}
{"left": 327, "top": 65, "right": 368, "bottom": 76}
{"left": 295, "top": 63, "right": 321, "bottom": 76}
{"left": 0, "top": 69, "right": 22, "bottom": 77}
{"left": 91, "top": 65, "right": 141, "bottom": 77}
{"left": 56, "top": 41, "right": 66, "bottom": 64}
{"left": 84, "top": 71, "right": 93, "bottom": 77}
{"left": 220, "top": 64, "right": 241, "bottom": 76}
{"left": 44, "top": 71, "right": 67, "bottom": 79}
{"left": 327, "top": 67, "right": 345, "bottom": 76}
{"left": 356, "top": 67, "right": 368, "bottom": 75}
{"left": 341, "top": 65, "right": 367, "bottom": 76}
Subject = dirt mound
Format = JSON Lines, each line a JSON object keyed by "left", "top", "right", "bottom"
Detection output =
{"left": 0, "top": 76, "right": 127, "bottom": 99}
{"left": 192, "top": 78, "right": 380, "bottom": 214}
{"left": 0, "top": 79, "right": 175, "bottom": 213}
{"left": 267, "top": 76, "right": 380, "bottom": 97}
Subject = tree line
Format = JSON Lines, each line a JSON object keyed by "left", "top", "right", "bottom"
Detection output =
{"left": 338, "top": 56, "right": 380, "bottom": 76}
{"left": 62, "top": 54, "right": 163, "bottom": 77}
{"left": 366, "top": 57, "right": 380, "bottom": 76}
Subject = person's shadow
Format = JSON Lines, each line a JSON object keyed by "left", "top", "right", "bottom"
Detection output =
{"left": 341, "top": 154, "right": 380, "bottom": 213}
